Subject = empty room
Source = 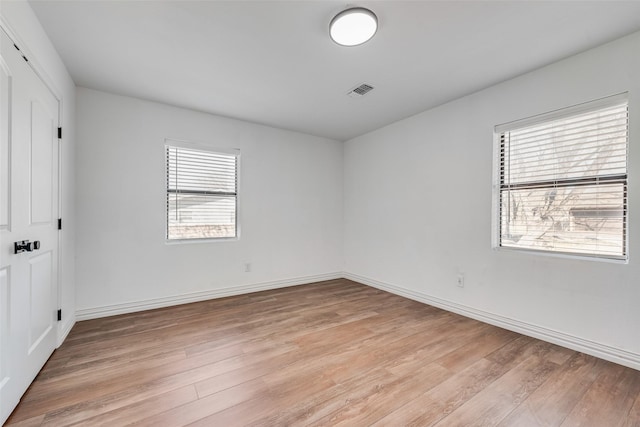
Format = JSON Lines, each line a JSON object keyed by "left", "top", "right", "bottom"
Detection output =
{"left": 2, "top": 0, "right": 640, "bottom": 425}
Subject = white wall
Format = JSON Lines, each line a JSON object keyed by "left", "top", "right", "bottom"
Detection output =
{"left": 344, "top": 31, "right": 640, "bottom": 369}
{"left": 75, "top": 88, "right": 343, "bottom": 317}
{"left": 0, "top": 1, "right": 77, "bottom": 344}
{"left": 9, "top": 0, "right": 639, "bottom": 371}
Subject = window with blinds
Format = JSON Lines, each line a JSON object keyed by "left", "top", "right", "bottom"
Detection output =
{"left": 495, "top": 95, "right": 628, "bottom": 260}
{"left": 166, "top": 143, "right": 238, "bottom": 240}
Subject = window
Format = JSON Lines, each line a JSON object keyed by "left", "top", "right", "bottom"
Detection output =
{"left": 166, "top": 142, "right": 238, "bottom": 240}
{"left": 495, "top": 95, "right": 628, "bottom": 260}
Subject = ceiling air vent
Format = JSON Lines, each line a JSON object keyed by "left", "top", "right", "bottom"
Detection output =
{"left": 348, "top": 83, "right": 374, "bottom": 98}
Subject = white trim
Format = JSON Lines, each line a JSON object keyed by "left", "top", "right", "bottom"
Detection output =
{"left": 494, "top": 92, "right": 628, "bottom": 133}
{"left": 344, "top": 272, "right": 640, "bottom": 371}
{"left": 0, "top": 16, "right": 63, "bottom": 103}
{"left": 495, "top": 245, "right": 629, "bottom": 265}
{"left": 164, "top": 138, "right": 240, "bottom": 156}
{"left": 76, "top": 272, "right": 342, "bottom": 321}
{"left": 56, "top": 316, "right": 75, "bottom": 347}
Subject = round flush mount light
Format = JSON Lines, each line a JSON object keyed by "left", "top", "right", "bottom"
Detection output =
{"left": 329, "top": 7, "right": 378, "bottom": 47}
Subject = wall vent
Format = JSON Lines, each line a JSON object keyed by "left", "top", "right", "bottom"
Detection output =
{"left": 348, "top": 83, "right": 374, "bottom": 98}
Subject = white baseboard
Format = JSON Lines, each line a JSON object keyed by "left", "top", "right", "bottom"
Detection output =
{"left": 75, "top": 272, "right": 342, "bottom": 321}
{"left": 344, "top": 272, "right": 640, "bottom": 371}
{"left": 57, "top": 316, "right": 75, "bottom": 347}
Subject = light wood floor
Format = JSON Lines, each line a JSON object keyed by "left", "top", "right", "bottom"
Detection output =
{"left": 6, "top": 279, "right": 640, "bottom": 426}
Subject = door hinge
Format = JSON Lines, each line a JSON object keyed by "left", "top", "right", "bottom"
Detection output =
{"left": 58, "top": 218, "right": 62, "bottom": 230}
{"left": 58, "top": 127, "right": 62, "bottom": 139}
{"left": 13, "top": 44, "right": 28, "bottom": 62}
{"left": 57, "top": 309, "right": 62, "bottom": 321}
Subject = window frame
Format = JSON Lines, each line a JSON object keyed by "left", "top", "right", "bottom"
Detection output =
{"left": 492, "top": 93, "right": 629, "bottom": 262}
{"left": 164, "top": 139, "right": 240, "bottom": 243}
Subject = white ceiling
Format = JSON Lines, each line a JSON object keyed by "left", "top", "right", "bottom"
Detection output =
{"left": 29, "top": 1, "right": 640, "bottom": 141}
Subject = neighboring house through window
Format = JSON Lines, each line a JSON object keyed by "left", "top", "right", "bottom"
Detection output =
{"left": 494, "top": 94, "right": 628, "bottom": 260}
{"left": 166, "top": 141, "right": 239, "bottom": 240}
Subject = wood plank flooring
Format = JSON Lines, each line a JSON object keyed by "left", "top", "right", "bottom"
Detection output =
{"left": 6, "top": 279, "right": 640, "bottom": 426}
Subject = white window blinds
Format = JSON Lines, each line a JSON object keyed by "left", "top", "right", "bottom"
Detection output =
{"left": 166, "top": 144, "right": 238, "bottom": 240}
{"left": 496, "top": 96, "right": 628, "bottom": 260}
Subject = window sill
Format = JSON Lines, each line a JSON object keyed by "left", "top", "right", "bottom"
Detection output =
{"left": 494, "top": 245, "right": 628, "bottom": 265}
{"left": 165, "top": 237, "right": 239, "bottom": 245}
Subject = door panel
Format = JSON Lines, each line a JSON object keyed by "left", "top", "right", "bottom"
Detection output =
{"left": 30, "top": 100, "right": 54, "bottom": 225}
{"left": 28, "top": 251, "right": 53, "bottom": 353}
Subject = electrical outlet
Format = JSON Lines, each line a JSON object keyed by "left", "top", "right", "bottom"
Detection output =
{"left": 244, "top": 262, "right": 251, "bottom": 273}
{"left": 457, "top": 274, "right": 464, "bottom": 288}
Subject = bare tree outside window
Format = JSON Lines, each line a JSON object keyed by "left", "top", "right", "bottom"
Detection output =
{"left": 497, "top": 98, "right": 627, "bottom": 259}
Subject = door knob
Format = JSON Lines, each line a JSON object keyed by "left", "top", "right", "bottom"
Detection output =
{"left": 14, "top": 240, "right": 40, "bottom": 254}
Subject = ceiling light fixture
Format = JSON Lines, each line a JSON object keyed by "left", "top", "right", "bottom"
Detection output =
{"left": 329, "top": 7, "right": 378, "bottom": 47}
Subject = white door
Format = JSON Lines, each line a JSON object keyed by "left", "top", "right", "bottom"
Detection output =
{"left": 0, "top": 29, "right": 59, "bottom": 424}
